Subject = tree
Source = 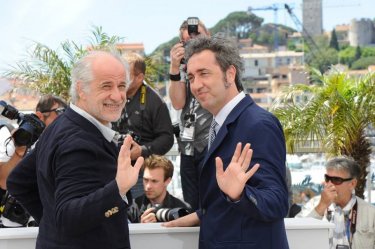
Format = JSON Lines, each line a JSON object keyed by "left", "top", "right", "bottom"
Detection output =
{"left": 329, "top": 29, "right": 339, "bottom": 51}
{"left": 355, "top": 45, "right": 361, "bottom": 60}
{"left": 271, "top": 70, "right": 375, "bottom": 198}
{"left": 351, "top": 56, "right": 375, "bottom": 70}
{"left": 4, "top": 26, "right": 160, "bottom": 99}
{"left": 306, "top": 48, "right": 338, "bottom": 73}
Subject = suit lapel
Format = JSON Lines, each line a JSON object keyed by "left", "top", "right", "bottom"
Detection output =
{"left": 201, "top": 95, "right": 254, "bottom": 169}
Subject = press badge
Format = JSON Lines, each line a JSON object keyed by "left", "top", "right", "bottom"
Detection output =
{"left": 180, "top": 113, "right": 196, "bottom": 141}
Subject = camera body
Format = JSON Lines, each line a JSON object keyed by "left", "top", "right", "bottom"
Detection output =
{"left": 187, "top": 17, "right": 199, "bottom": 37}
{"left": 117, "top": 130, "right": 141, "bottom": 145}
{"left": 152, "top": 204, "right": 190, "bottom": 222}
{"left": 180, "top": 17, "right": 200, "bottom": 65}
{"left": 0, "top": 100, "right": 45, "bottom": 147}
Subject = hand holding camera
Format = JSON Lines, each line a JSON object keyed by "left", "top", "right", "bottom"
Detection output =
{"left": 170, "top": 42, "right": 185, "bottom": 70}
{"left": 140, "top": 207, "right": 157, "bottom": 223}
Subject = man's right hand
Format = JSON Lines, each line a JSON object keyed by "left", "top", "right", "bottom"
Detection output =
{"left": 140, "top": 207, "right": 157, "bottom": 223}
{"left": 315, "top": 182, "right": 337, "bottom": 216}
{"left": 162, "top": 212, "right": 200, "bottom": 227}
{"left": 116, "top": 135, "right": 144, "bottom": 196}
{"left": 170, "top": 42, "right": 185, "bottom": 73}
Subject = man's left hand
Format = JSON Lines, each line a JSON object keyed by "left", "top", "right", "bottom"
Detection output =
{"left": 130, "top": 141, "right": 142, "bottom": 161}
{"left": 215, "top": 143, "right": 260, "bottom": 201}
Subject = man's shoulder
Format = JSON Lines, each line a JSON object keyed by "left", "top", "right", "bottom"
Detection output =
{"left": 165, "top": 192, "right": 191, "bottom": 209}
{"left": 145, "top": 84, "right": 165, "bottom": 102}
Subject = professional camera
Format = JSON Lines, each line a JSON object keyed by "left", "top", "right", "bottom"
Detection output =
{"left": 172, "top": 123, "right": 180, "bottom": 139}
{"left": 187, "top": 17, "right": 199, "bottom": 37}
{"left": 0, "top": 100, "right": 45, "bottom": 147}
{"left": 153, "top": 205, "right": 190, "bottom": 222}
{"left": 0, "top": 192, "right": 31, "bottom": 227}
{"left": 180, "top": 17, "right": 200, "bottom": 65}
{"left": 117, "top": 130, "right": 141, "bottom": 145}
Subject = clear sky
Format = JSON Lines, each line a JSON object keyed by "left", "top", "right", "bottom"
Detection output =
{"left": 0, "top": 0, "right": 373, "bottom": 71}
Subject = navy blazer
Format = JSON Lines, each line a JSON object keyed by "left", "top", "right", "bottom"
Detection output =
{"left": 197, "top": 95, "right": 289, "bottom": 249}
{"left": 7, "top": 107, "right": 132, "bottom": 249}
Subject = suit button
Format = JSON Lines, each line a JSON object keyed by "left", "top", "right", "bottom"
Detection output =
{"left": 202, "top": 208, "right": 206, "bottom": 215}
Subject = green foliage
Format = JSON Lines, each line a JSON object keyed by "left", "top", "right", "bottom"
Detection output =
{"left": 329, "top": 29, "right": 339, "bottom": 51}
{"left": 272, "top": 70, "right": 375, "bottom": 198}
{"left": 351, "top": 56, "right": 375, "bottom": 70}
{"left": 338, "top": 46, "right": 356, "bottom": 66}
{"left": 251, "top": 23, "right": 296, "bottom": 48}
{"left": 306, "top": 48, "right": 338, "bottom": 73}
{"left": 360, "top": 47, "right": 375, "bottom": 57}
{"left": 355, "top": 46, "right": 361, "bottom": 60}
{"left": 3, "top": 26, "right": 123, "bottom": 100}
{"left": 210, "top": 11, "right": 263, "bottom": 39}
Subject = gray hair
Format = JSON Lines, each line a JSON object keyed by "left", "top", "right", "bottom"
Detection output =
{"left": 326, "top": 156, "right": 360, "bottom": 179}
{"left": 69, "top": 50, "right": 130, "bottom": 104}
{"left": 184, "top": 36, "right": 244, "bottom": 91}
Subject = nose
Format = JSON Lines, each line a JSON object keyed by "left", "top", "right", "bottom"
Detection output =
{"left": 111, "top": 86, "right": 126, "bottom": 101}
{"left": 189, "top": 77, "right": 202, "bottom": 95}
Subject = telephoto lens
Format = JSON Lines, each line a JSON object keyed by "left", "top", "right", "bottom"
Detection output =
{"left": 155, "top": 207, "right": 190, "bottom": 222}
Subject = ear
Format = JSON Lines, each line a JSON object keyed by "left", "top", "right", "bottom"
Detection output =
{"left": 164, "top": 177, "right": 171, "bottom": 186}
{"left": 137, "top": 73, "right": 145, "bottom": 82}
{"left": 35, "top": 111, "right": 44, "bottom": 120}
{"left": 226, "top": 65, "right": 236, "bottom": 84}
{"left": 77, "top": 81, "right": 86, "bottom": 100}
{"left": 350, "top": 178, "right": 358, "bottom": 192}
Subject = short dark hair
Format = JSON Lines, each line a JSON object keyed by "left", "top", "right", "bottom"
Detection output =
{"left": 36, "top": 94, "right": 67, "bottom": 112}
{"left": 326, "top": 156, "right": 360, "bottom": 179}
{"left": 124, "top": 53, "right": 146, "bottom": 75}
{"left": 185, "top": 36, "right": 244, "bottom": 91}
{"left": 142, "top": 155, "right": 174, "bottom": 181}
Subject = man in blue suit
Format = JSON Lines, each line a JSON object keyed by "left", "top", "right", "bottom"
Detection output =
{"left": 164, "top": 36, "right": 289, "bottom": 249}
{"left": 7, "top": 51, "right": 143, "bottom": 248}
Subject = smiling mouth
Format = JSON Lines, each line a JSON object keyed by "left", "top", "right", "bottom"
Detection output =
{"left": 104, "top": 103, "right": 123, "bottom": 110}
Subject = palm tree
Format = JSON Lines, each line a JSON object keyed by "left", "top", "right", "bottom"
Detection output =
{"left": 3, "top": 26, "right": 124, "bottom": 100}
{"left": 271, "top": 69, "right": 375, "bottom": 198}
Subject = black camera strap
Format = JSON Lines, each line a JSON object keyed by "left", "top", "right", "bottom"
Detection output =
{"left": 348, "top": 201, "right": 358, "bottom": 248}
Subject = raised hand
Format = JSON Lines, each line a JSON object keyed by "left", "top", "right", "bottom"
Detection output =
{"left": 116, "top": 135, "right": 144, "bottom": 196}
{"left": 215, "top": 143, "right": 260, "bottom": 201}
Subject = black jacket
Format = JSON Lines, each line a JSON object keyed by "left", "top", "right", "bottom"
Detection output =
{"left": 128, "top": 191, "right": 190, "bottom": 223}
{"left": 113, "top": 82, "right": 174, "bottom": 157}
{"left": 7, "top": 107, "right": 132, "bottom": 249}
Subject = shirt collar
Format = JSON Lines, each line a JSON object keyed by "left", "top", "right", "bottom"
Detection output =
{"left": 70, "top": 103, "right": 117, "bottom": 143}
{"left": 214, "top": 91, "right": 246, "bottom": 130}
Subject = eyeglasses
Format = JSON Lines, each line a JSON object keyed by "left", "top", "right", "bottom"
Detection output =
{"left": 324, "top": 174, "right": 353, "bottom": 185}
{"left": 41, "top": 107, "right": 65, "bottom": 115}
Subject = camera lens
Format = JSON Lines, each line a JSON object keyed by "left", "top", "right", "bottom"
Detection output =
{"left": 13, "top": 124, "right": 34, "bottom": 146}
{"left": 155, "top": 208, "right": 190, "bottom": 222}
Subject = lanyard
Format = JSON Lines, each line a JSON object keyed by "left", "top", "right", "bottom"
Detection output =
{"left": 348, "top": 201, "right": 358, "bottom": 247}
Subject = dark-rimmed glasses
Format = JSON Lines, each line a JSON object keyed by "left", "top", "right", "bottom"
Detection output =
{"left": 41, "top": 107, "right": 65, "bottom": 115}
{"left": 324, "top": 174, "right": 353, "bottom": 185}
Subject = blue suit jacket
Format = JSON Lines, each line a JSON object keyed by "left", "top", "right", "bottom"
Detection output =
{"left": 197, "top": 95, "right": 289, "bottom": 249}
{"left": 7, "top": 107, "right": 132, "bottom": 249}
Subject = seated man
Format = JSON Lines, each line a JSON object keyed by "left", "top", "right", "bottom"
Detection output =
{"left": 296, "top": 156, "right": 375, "bottom": 249}
{"left": 128, "top": 155, "right": 190, "bottom": 223}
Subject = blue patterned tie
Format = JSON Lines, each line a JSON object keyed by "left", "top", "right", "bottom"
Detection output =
{"left": 208, "top": 120, "right": 218, "bottom": 150}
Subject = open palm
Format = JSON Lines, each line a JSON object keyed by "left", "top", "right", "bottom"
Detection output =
{"left": 215, "top": 143, "right": 260, "bottom": 201}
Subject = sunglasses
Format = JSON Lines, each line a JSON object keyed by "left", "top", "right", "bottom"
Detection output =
{"left": 324, "top": 174, "right": 353, "bottom": 185}
{"left": 41, "top": 107, "right": 66, "bottom": 115}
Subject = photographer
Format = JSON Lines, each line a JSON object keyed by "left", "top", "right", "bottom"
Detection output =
{"left": 168, "top": 17, "right": 212, "bottom": 211}
{"left": 0, "top": 94, "right": 67, "bottom": 227}
{"left": 113, "top": 53, "right": 174, "bottom": 199}
{"left": 127, "top": 155, "right": 190, "bottom": 223}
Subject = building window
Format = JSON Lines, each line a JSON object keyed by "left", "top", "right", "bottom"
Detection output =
{"left": 254, "top": 60, "right": 258, "bottom": 66}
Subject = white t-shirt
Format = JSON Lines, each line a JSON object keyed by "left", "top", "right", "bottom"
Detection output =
{"left": 0, "top": 126, "right": 15, "bottom": 162}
